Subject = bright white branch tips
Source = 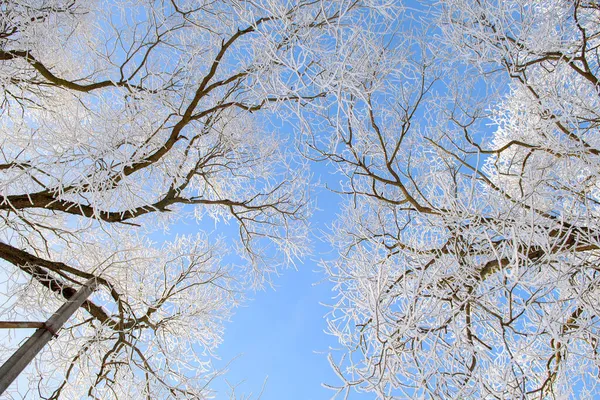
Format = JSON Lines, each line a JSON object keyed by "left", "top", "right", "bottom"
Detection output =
{"left": 311, "top": 1, "right": 600, "bottom": 399}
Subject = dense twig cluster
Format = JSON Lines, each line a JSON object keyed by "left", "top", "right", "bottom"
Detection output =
{"left": 316, "top": 1, "right": 600, "bottom": 398}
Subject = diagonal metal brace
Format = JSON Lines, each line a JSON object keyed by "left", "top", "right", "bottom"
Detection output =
{"left": 0, "top": 278, "right": 98, "bottom": 395}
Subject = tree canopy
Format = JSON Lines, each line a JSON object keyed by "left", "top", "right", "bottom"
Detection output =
{"left": 0, "top": 0, "right": 338, "bottom": 397}
{"left": 318, "top": 1, "right": 600, "bottom": 398}
{"left": 1, "top": 0, "right": 599, "bottom": 399}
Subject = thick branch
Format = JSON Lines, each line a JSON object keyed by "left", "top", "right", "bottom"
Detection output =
{"left": 0, "top": 241, "right": 114, "bottom": 326}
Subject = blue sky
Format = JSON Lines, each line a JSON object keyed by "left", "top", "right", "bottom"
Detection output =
{"left": 210, "top": 256, "right": 359, "bottom": 400}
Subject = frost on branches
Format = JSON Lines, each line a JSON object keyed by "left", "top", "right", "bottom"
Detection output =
{"left": 317, "top": 1, "right": 600, "bottom": 398}
{"left": 0, "top": 0, "right": 356, "bottom": 397}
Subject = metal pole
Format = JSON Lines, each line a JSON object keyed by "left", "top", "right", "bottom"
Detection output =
{"left": 0, "top": 278, "right": 98, "bottom": 395}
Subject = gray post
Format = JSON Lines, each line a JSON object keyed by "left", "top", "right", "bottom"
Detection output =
{"left": 0, "top": 278, "right": 98, "bottom": 395}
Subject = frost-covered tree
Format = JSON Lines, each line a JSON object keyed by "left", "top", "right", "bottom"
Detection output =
{"left": 315, "top": 1, "right": 600, "bottom": 398}
{"left": 0, "top": 0, "right": 366, "bottom": 397}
